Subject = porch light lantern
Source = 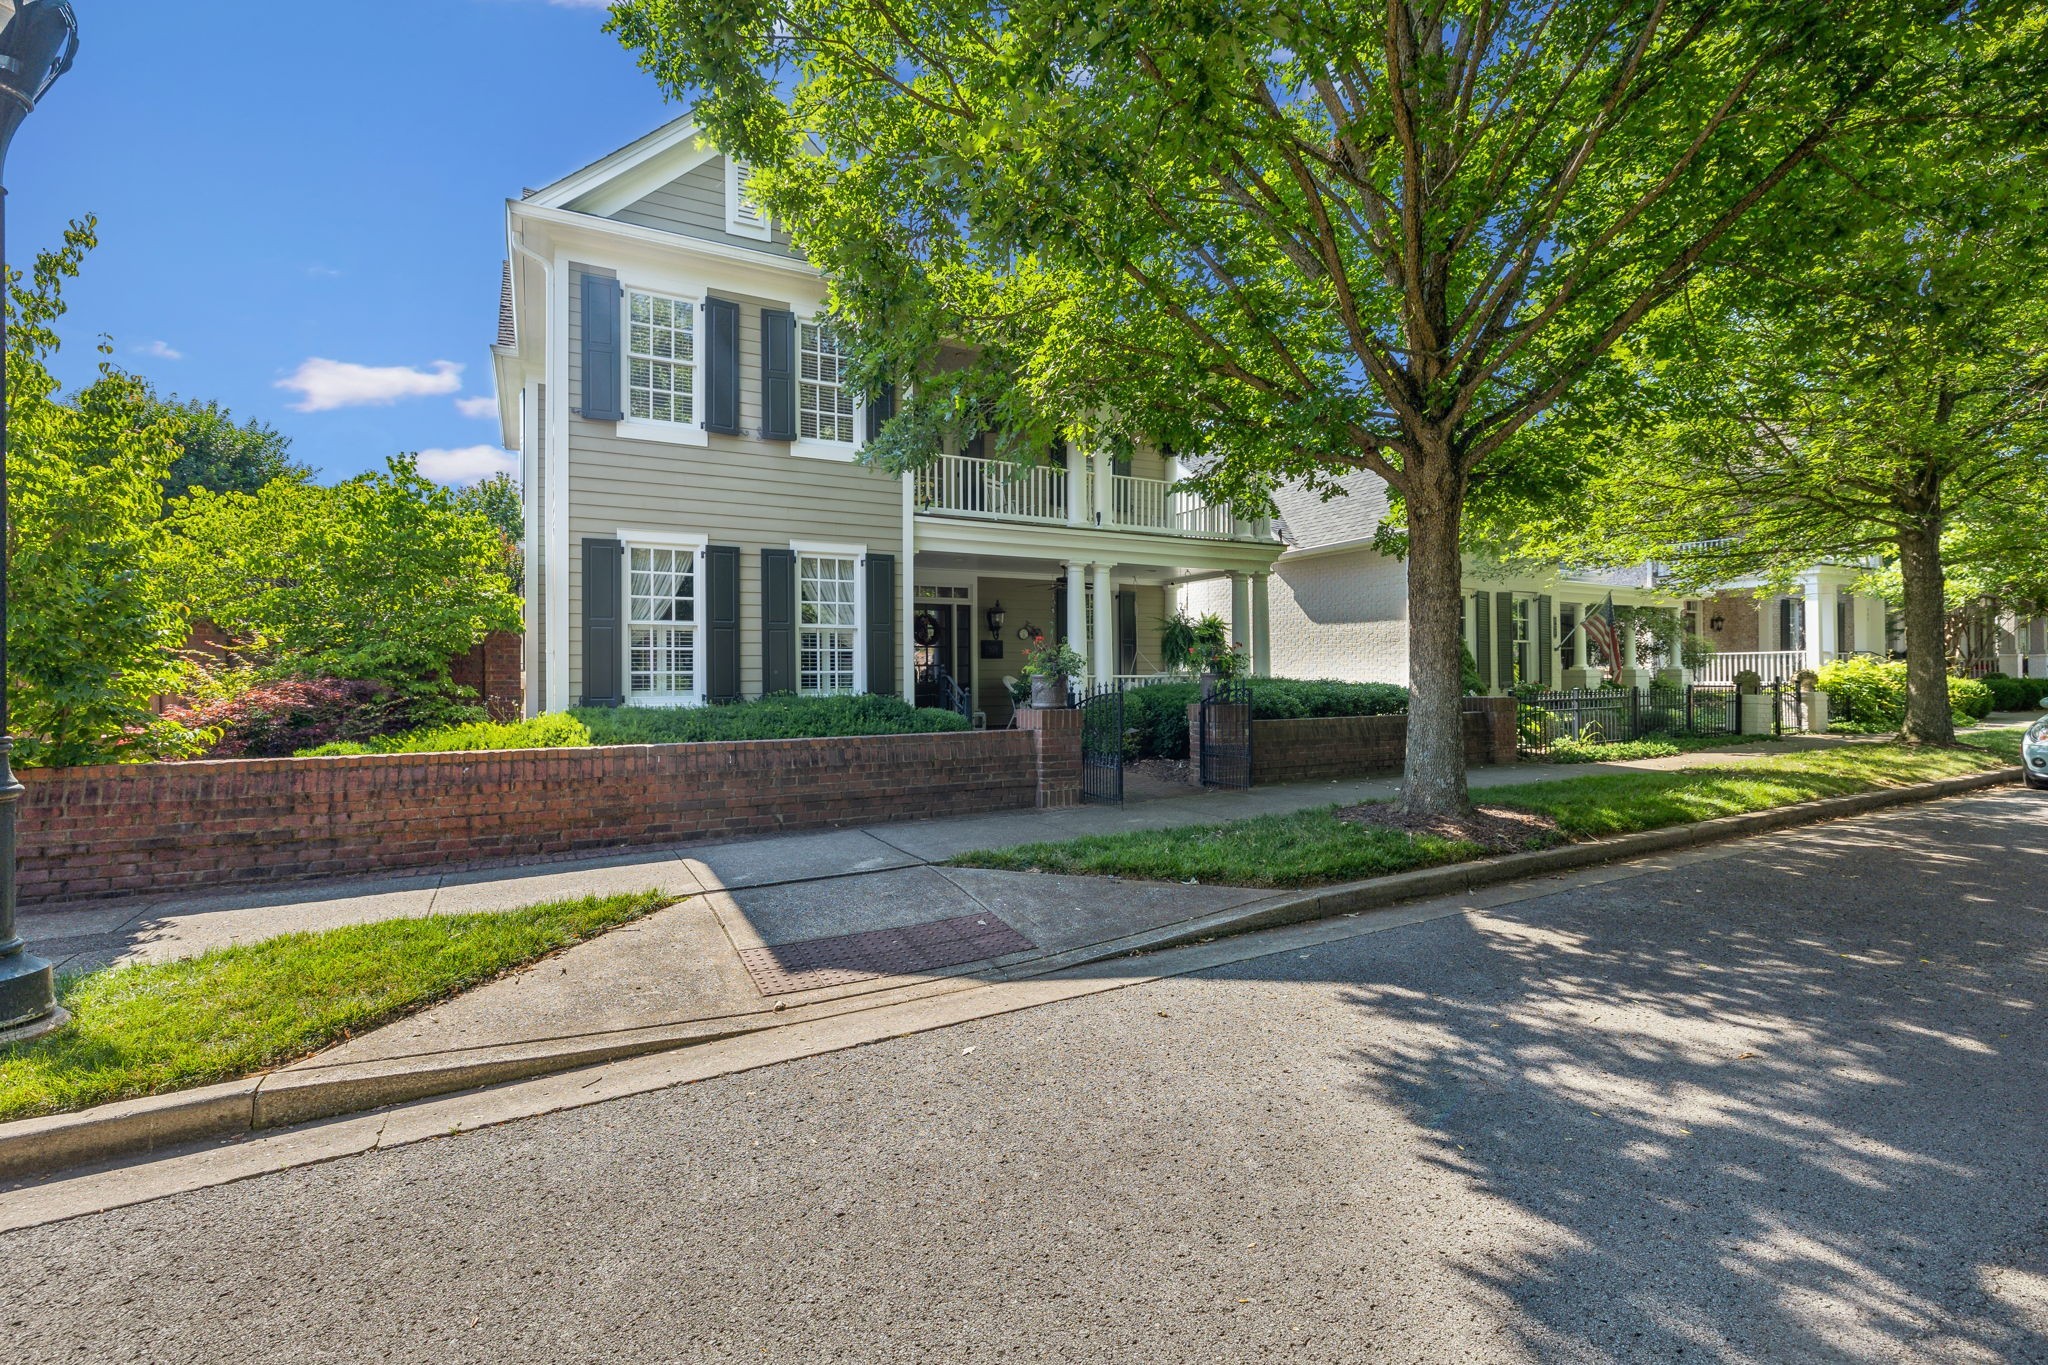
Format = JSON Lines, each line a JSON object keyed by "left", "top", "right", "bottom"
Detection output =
{"left": 986, "top": 601, "right": 1005, "bottom": 640}
{"left": 0, "top": 0, "right": 80, "bottom": 1043}
{"left": 1709, "top": 614, "right": 1725, "bottom": 633}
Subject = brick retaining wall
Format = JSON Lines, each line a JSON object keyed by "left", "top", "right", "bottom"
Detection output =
{"left": 20, "top": 727, "right": 1065, "bottom": 908}
{"left": 1189, "top": 696, "right": 1519, "bottom": 786}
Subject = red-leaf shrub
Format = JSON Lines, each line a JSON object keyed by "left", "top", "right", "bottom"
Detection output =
{"left": 166, "top": 679, "right": 407, "bottom": 758}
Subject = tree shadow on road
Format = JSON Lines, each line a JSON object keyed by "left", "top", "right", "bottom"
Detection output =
{"left": 1270, "top": 796, "right": 2048, "bottom": 1361}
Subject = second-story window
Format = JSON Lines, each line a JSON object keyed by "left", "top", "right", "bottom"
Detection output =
{"left": 799, "top": 322, "right": 855, "bottom": 443}
{"left": 628, "top": 291, "right": 695, "bottom": 425}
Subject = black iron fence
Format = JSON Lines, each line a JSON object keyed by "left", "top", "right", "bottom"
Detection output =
{"left": 1516, "top": 683, "right": 1747, "bottom": 757}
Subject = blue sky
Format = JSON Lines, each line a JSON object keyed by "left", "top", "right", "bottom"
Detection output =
{"left": 16, "top": 0, "right": 679, "bottom": 484}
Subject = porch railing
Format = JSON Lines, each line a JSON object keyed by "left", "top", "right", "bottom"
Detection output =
{"left": 913, "top": 453, "right": 1270, "bottom": 541}
{"left": 1692, "top": 650, "right": 1822, "bottom": 685}
{"left": 913, "top": 454, "right": 1069, "bottom": 525}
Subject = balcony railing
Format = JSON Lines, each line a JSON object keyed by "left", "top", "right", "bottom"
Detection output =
{"left": 914, "top": 454, "right": 1271, "bottom": 542}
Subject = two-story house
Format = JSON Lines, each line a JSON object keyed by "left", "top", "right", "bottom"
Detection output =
{"left": 491, "top": 117, "right": 1284, "bottom": 726}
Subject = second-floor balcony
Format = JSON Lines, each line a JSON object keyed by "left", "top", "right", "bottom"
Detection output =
{"left": 913, "top": 453, "right": 1273, "bottom": 543}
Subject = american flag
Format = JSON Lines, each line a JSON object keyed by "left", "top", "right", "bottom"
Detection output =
{"left": 1581, "top": 594, "right": 1621, "bottom": 674}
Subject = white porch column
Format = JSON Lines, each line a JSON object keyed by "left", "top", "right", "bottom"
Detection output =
{"left": 1163, "top": 450, "right": 1185, "bottom": 534}
{"left": 1251, "top": 572, "right": 1273, "bottom": 678}
{"left": 1804, "top": 577, "right": 1829, "bottom": 671}
{"left": 1064, "top": 441, "right": 1085, "bottom": 526}
{"left": 1091, "top": 563, "right": 1114, "bottom": 687}
{"left": 1092, "top": 446, "right": 1113, "bottom": 527}
{"left": 1064, "top": 560, "right": 1089, "bottom": 672}
{"left": 1229, "top": 572, "right": 1252, "bottom": 663}
{"left": 900, "top": 474, "right": 917, "bottom": 700}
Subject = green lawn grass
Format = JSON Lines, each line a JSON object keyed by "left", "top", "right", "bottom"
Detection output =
{"left": 951, "top": 743, "right": 2011, "bottom": 890}
{"left": 1959, "top": 726, "right": 2025, "bottom": 763}
{"left": 0, "top": 891, "right": 670, "bottom": 1123}
{"left": 1538, "top": 733, "right": 1774, "bottom": 763}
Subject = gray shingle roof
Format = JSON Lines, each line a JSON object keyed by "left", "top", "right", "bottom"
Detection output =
{"left": 496, "top": 261, "right": 516, "bottom": 350}
{"left": 1270, "top": 472, "right": 1394, "bottom": 551}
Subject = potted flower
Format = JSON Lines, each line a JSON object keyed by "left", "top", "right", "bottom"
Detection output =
{"left": 1021, "top": 635, "right": 1086, "bottom": 708}
{"left": 1203, "top": 641, "right": 1248, "bottom": 696}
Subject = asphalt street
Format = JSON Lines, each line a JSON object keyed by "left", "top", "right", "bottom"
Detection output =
{"left": 2, "top": 789, "right": 2044, "bottom": 1363}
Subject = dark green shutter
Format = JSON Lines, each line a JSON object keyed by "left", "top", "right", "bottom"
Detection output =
{"left": 864, "top": 381, "right": 895, "bottom": 442}
{"left": 1054, "top": 583, "right": 1069, "bottom": 647}
{"left": 704, "top": 297, "right": 740, "bottom": 435}
{"left": 580, "top": 538, "right": 625, "bottom": 707}
{"left": 1536, "top": 595, "right": 1554, "bottom": 690}
{"left": 706, "top": 545, "right": 741, "bottom": 702}
{"left": 1472, "top": 592, "right": 1492, "bottom": 692}
{"left": 761, "top": 548, "right": 797, "bottom": 695}
{"left": 579, "top": 274, "right": 623, "bottom": 422}
{"left": 761, "top": 308, "right": 797, "bottom": 441}
{"left": 865, "top": 553, "right": 897, "bottom": 697}
{"left": 1496, "top": 592, "right": 1516, "bottom": 690}
{"left": 1117, "top": 589, "right": 1138, "bottom": 674}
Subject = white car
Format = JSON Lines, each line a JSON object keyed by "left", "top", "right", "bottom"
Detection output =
{"left": 2028, "top": 712, "right": 2048, "bottom": 791}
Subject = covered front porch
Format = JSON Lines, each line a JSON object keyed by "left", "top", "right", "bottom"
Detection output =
{"left": 906, "top": 544, "right": 1283, "bottom": 729}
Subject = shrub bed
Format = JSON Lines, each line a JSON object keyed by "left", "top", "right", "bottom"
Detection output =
{"left": 1816, "top": 656, "right": 1988, "bottom": 727}
{"left": 166, "top": 679, "right": 409, "bottom": 758}
{"left": 573, "top": 693, "right": 971, "bottom": 745}
{"left": 1983, "top": 674, "right": 2048, "bottom": 712}
{"left": 1124, "top": 679, "right": 1411, "bottom": 761}
{"left": 299, "top": 713, "right": 591, "bottom": 757}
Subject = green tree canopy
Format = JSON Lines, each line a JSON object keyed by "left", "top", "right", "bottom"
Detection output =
{"left": 162, "top": 456, "right": 523, "bottom": 696}
{"left": 8, "top": 220, "right": 198, "bottom": 767}
{"left": 1492, "top": 15, "right": 2048, "bottom": 743}
{"left": 141, "top": 389, "right": 310, "bottom": 504}
{"left": 612, "top": 0, "right": 1984, "bottom": 812}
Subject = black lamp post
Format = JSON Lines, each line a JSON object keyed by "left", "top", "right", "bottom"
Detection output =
{"left": 0, "top": 0, "right": 77, "bottom": 1044}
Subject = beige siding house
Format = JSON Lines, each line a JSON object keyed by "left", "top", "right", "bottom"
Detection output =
{"left": 493, "top": 116, "right": 1284, "bottom": 725}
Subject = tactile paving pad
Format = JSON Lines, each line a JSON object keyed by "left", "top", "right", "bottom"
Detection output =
{"left": 738, "top": 913, "right": 1036, "bottom": 996}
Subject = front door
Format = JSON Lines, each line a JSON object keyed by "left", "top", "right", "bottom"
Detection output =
{"left": 914, "top": 603, "right": 973, "bottom": 708}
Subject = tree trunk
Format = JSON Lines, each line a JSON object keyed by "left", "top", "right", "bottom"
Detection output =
{"left": 1402, "top": 449, "right": 1471, "bottom": 816}
{"left": 1896, "top": 517, "right": 1954, "bottom": 745}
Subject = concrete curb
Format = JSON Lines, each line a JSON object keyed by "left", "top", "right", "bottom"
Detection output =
{"left": 0, "top": 764, "right": 2019, "bottom": 1185}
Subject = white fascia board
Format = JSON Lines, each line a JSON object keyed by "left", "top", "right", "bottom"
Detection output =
{"left": 510, "top": 201, "right": 824, "bottom": 286}
{"left": 912, "top": 515, "right": 1285, "bottom": 575}
{"left": 489, "top": 346, "right": 523, "bottom": 450}
{"left": 526, "top": 115, "right": 705, "bottom": 212}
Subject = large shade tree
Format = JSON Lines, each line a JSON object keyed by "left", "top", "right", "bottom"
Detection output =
{"left": 1492, "top": 21, "right": 2047, "bottom": 744}
{"left": 612, "top": 0, "right": 1972, "bottom": 813}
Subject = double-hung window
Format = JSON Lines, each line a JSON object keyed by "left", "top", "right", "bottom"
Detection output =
{"left": 1510, "top": 596, "right": 1534, "bottom": 684}
{"left": 627, "top": 544, "right": 698, "bottom": 701}
{"left": 798, "top": 322, "right": 856, "bottom": 444}
{"left": 627, "top": 291, "right": 696, "bottom": 425}
{"left": 798, "top": 553, "right": 859, "bottom": 695}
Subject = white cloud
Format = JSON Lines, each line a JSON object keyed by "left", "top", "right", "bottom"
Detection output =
{"left": 416, "top": 446, "right": 518, "bottom": 485}
{"left": 276, "top": 358, "right": 464, "bottom": 413}
{"left": 136, "top": 339, "right": 184, "bottom": 361}
{"left": 455, "top": 394, "right": 500, "bottom": 419}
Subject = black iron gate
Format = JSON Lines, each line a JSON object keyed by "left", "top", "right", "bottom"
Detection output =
{"left": 1198, "top": 681, "right": 1254, "bottom": 789}
{"left": 1078, "top": 682, "right": 1125, "bottom": 805}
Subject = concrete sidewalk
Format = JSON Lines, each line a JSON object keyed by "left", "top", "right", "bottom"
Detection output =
{"left": 20, "top": 737, "right": 1826, "bottom": 976}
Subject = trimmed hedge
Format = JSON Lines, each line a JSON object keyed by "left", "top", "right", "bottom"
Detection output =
{"left": 1124, "top": 679, "right": 1411, "bottom": 761}
{"left": 1816, "top": 656, "right": 1990, "bottom": 727}
{"left": 1983, "top": 674, "right": 2048, "bottom": 712}
{"left": 573, "top": 693, "right": 971, "bottom": 745}
{"left": 299, "top": 714, "right": 591, "bottom": 757}
{"left": 1949, "top": 675, "right": 1994, "bottom": 721}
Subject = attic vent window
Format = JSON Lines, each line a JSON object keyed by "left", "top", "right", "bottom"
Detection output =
{"left": 725, "top": 156, "right": 772, "bottom": 240}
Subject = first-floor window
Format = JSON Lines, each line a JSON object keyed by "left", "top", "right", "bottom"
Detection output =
{"left": 1510, "top": 596, "right": 1533, "bottom": 684}
{"left": 799, "top": 553, "right": 859, "bottom": 695}
{"left": 628, "top": 544, "right": 697, "bottom": 699}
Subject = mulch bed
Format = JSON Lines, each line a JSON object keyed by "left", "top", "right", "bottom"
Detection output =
{"left": 1335, "top": 802, "right": 1563, "bottom": 854}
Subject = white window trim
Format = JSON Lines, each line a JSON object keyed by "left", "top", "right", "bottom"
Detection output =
{"left": 725, "top": 156, "right": 773, "bottom": 241}
{"left": 620, "top": 530, "right": 710, "bottom": 707}
{"left": 792, "top": 540, "right": 867, "bottom": 695}
{"left": 619, "top": 283, "right": 707, "bottom": 445}
{"left": 791, "top": 312, "right": 864, "bottom": 462}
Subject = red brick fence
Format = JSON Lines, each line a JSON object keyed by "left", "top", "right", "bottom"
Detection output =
{"left": 1190, "top": 696, "right": 1519, "bottom": 786}
{"left": 20, "top": 726, "right": 1071, "bottom": 908}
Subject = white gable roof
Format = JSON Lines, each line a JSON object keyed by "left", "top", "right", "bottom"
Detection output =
{"left": 525, "top": 113, "right": 724, "bottom": 218}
